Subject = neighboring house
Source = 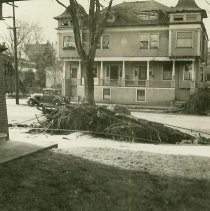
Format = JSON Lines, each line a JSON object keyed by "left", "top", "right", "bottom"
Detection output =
{"left": 3, "top": 54, "right": 36, "bottom": 94}
{"left": 55, "top": 0, "right": 208, "bottom": 106}
{"left": 204, "top": 48, "right": 210, "bottom": 88}
{"left": 25, "top": 42, "right": 62, "bottom": 90}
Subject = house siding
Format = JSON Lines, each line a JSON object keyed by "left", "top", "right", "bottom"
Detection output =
{"left": 170, "top": 28, "right": 199, "bottom": 57}
{"left": 96, "top": 29, "right": 169, "bottom": 58}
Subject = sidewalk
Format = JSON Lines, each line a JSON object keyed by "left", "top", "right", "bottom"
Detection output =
{"left": 9, "top": 127, "right": 210, "bottom": 158}
{"left": 0, "top": 140, "right": 58, "bottom": 165}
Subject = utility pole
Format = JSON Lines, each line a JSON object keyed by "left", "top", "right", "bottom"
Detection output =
{"left": 12, "top": 1, "right": 19, "bottom": 105}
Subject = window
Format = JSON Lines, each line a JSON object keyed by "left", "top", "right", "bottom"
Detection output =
{"left": 61, "top": 21, "right": 68, "bottom": 27}
{"left": 107, "top": 14, "right": 115, "bottom": 23}
{"left": 139, "top": 34, "right": 159, "bottom": 49}
{"left": 177, "top": 32, "right": 193, "bottom": 48}
{"left": 103, "top": 88, "right": 111, "bottom": 100}
{"left": 139, "top": 34, "right": 149, "bottom": 49}
{"left": 106, "top": 66, "right": 110, "bottom": 77}
{"left": 97, "top": 34, "right": 111, "bottom": 50}
{"left": 102, "top": 35, "right": 111, "bottom": 49}
{"left": 70, "top": 68, "right": 77, "bottom": 78}
{"left": 184, "top": 64, "right": 192, "bottom": 80}
{"left": 206, "top": 74, "right": 210, "bottom": 81}
{"left": 136, "top": 89, "right": 146, "bottom": 102}
{"left": 163, "top": 63, "right": 173, "bottom": 80}
{"left": 137, "top": 12, "right": 158, "bottom": 21}
{"left": 134, "top": 66, "right": 147, "bottom": 80}
{"left": 93, "top": 66, "right": 98, "bottom": 78}
{"left": 63, "top": 35, "right": 75, "bottom": 50}
{"left": 200, "top": 67, "right": 204, "bottom": 82}
{"left": 119, "top": 66, "right": 122, "bottom": 78}
{"left": 173, "top": 15, "right": 184, "bottom": 21}
{"left": 150, "top": 34, "right": 159, "bottom": 49}
{"left": 186, "top": 15, "right": 197, "bottom": 21}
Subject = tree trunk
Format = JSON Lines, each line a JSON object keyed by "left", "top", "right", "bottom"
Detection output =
{"left": 82, "top": 59, "right": 95, "bottom": 105}
{"left": 0, "top": 55, "right": 9, "bottom": 140}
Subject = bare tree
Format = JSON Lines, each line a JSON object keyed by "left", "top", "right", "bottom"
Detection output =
{"left": 56, "top": 0, "right": 113, "bottom": 105}
{"left": 1, "top": 19, "right": 43, "bottom": 57}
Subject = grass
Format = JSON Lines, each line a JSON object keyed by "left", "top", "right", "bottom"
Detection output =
{"left": 0, "top": 151, "right": 210, "bottom": 211}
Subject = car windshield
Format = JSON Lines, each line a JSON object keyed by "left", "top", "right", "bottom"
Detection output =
{"left": 54, "top": 90, "right": 61, "bottom": 95}
{"left": 44, "top": 90, "right": 61, "bottom": 96}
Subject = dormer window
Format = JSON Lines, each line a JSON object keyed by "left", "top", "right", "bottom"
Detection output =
{"left": 137, "top": 12, "right": 158, "bottom": 21}
{"left": 186, "top": 14, "right": 197, "bottom": 21}
{"left": 61, "top": 21, "right": 68, "bottom": 27}
{"left": 107, "top": 14, "right": 115, "bottom": 23}
{"left": 173, "top": 15, "right": 184, "bottom": 21}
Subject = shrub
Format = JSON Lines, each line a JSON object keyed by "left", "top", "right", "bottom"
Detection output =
{"left": 113, "top": 105, "right": 131, "bottom": 115}
{"left": 184, "top": 91, "right": 210, "bottom": 114}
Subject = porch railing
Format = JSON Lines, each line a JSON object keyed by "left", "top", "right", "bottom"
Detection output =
{"left": 70, "top": 78, "right": 175, "bottom": 88}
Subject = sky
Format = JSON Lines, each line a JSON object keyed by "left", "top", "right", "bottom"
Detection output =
{"left": 0, "top": 0, "right": 210, "bottom": 44}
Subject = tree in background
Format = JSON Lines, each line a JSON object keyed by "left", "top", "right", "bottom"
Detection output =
{"left": 56, "top": 0, "right": 113, "bottom": 105}
{"left": 0, "top": 19, "right": 43, "bottom": 57}
{"left": 24, "top": 41, "right": 60, "bottom": 90}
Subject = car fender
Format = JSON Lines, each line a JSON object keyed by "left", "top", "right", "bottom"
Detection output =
{"left": 53, "top": 97, "right": 62, "bottom": 103}
{"left": 27, "top": 97, "right": 38, "bottom": 104}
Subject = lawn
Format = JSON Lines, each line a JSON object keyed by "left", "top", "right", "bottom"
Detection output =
{"left": 0, "top": 151, "right": 210, "bottom": 211}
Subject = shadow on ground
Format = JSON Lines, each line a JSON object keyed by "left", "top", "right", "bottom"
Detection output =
{"left": 0, "top": 151, "right": 209, "bottom": 211}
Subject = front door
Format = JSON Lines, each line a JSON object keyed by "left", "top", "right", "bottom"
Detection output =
{"left": 109, "top": 65, "right": 119, "bottom": 85}
{"left": 138, "top": 66, "right": 147, "bottom": 80}
{"left": 110, "top": 65, "right": 119, "bottom": 79}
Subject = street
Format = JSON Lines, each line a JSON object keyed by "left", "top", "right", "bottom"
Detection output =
{"left": 6, "top": 98, "right": 42, "bottom": 125}
{"left": 6, "top": 98, "right": 210, "bottom": 134}
{"left": 132, "top": 112, "right": 210, "bottom": 134}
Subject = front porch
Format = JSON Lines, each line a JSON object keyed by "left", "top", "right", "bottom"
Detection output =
{"left": 62, "top": 58, "right": 199, "bottom": 105}
{"left": 63, "top": 59, "right": 178, "bottom": 89}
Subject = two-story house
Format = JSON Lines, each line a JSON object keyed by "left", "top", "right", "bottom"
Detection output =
{"left": 55, "top": 0, "right": 208, "bottom": 106}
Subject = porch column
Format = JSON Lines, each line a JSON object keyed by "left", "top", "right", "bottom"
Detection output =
{"left": 77, "top": 60, "right": 82, "bottom": 85}
{"left": 169, "top": 29, "right": 172, "bottom": 56}
{"left": 190, "top": 60, "right": 196, "bottom": 93}
{"left": 122, "top": 61, "right": 125, "bottom": 86}
{"left": 100, "top": 61, "right": 104, "bottom": 85}
{"left": 147, "top": 60, "right": 150, "bottom": 80}
{"left": 172, "top": 60, "right": 175, "bottom": 79}
{"left": 172, "top": 60, "right": 176, "bottom": 88}
{"left": 197, "top": 29, "right": 201, "bottom": 56}
{"left": 62, "top": 61, "right": 66, "bottom": 96}
{"left": 192, "top": 60, "right": 195, "bottom": 82}
{"left": 63, "top": 61, "right": 66, "bottom": 79}
{"left": 146, "top": 60, "right": 150, "bottom": 87}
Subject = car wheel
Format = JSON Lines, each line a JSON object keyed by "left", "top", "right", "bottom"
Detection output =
{"left": 53, "top": 100, "right": 61, "bottom": 107}
{"left": 28, "top": 99, "right": 35, "bottom": 107}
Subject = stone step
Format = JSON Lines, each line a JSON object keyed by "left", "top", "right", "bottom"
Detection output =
{"left": 174, "top": 101, "right": 186, "bottom": 107}
{"left": 0, "top": 133, "right": 7, "bottom": 141}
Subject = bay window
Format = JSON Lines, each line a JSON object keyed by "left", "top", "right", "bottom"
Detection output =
{"left": 177, "top": 32, "right": 193, "bottom": 48}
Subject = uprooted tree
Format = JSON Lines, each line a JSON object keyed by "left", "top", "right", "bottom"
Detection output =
{"left": 56, "top": 0, "right": 113, "bottom": 105}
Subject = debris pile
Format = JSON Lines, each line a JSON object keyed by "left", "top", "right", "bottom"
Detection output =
{"left": 35, "top": 104, "right": 196, "bottom": 144}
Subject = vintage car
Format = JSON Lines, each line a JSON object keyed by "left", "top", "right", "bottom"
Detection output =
{"left": 27, "top": 88, "right": 69, "bottom": 107}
